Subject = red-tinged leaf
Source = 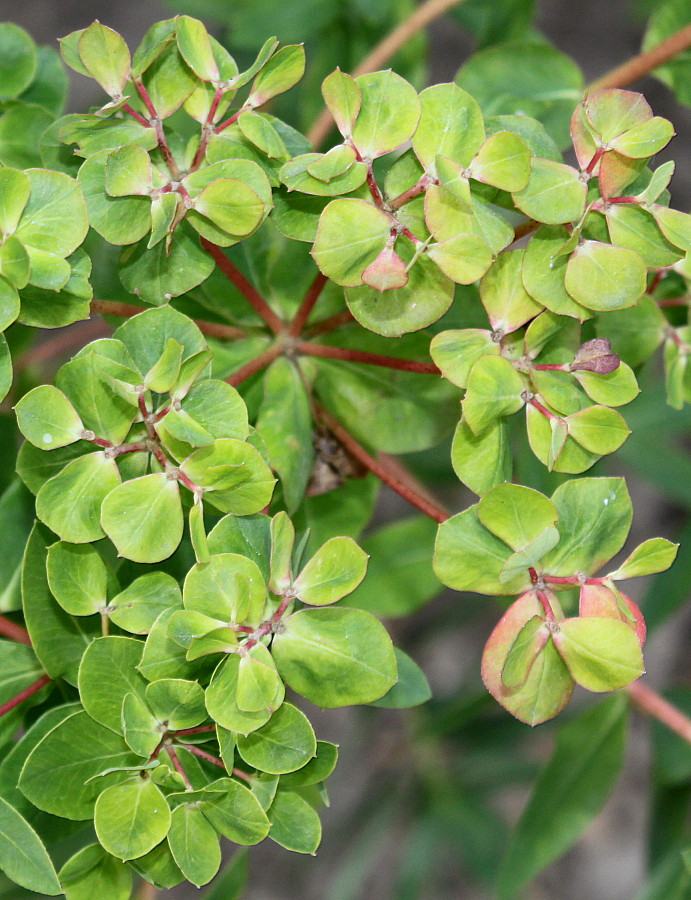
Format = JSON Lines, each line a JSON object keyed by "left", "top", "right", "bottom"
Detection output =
{"left": 598, "top": 151, "right": 646, "bottom": 200}
{"left": 361, "top": 246, "right": 408, "bottom": 292}
{"left": 579, "top": 583, "right": 646, "bottom": 646}
{"left": 481, "top": 591, "right": 574, "bottom": 726}
{"left": 501, "top": 615, "right": 550, "bottom": 688}
{"left": 583, "top": 89, "right": 653, "bottom": 143}
{"left": 570, "top": 103, "right": 599, "bottom": 171}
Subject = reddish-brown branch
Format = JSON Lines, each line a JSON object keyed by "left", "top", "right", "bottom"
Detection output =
{"left": 588, "top": 24, "right": 691, "bottom": 92}
{"left": 511, "top": 219, "right": 540, "bottom": 244}
{"left": 180, "top": 742, "right": 226, "bottom": 770}
{"left": 122, "top": 103, "right": 151, "bottom": 128}
{"left": 174, "top": 724, "right": 216, "bottom": 738}
{"left": 297, "top": 341, "right": 440, "bottom": 374}
{"left": 165, "top": 745, "right": 192, "bottom": 789}
{"left": 389, "top": 177, "right": 430, "bottom": 211}
{"left": 90, "top": 299, "right": 249, "bottom": 342}
{"left": 0, "top": 674, "right": 50, "bottom": 718}
{"left": 627, "top": 681, "right": 691, "bottom": 745}
{"left": 133, "top": 80, "right": 181, "bottom": 179}
{"left": 306, "top": 309, "right": 355, "bottom": 336}
{"left": 317, "top": 406, "right": 449, "bottom": 523}
{"left": 306, "top": 0, "right": 470, "bottom": 147}
{"left": 658, "top": 295, "right": 690, "bottom": 307}
{"left": 288, "top": 272, "right": 329, "bottom": 337}
{"left": 0, "top": 616, "right": 31, "bottom": 646}
{"left": 15, "top": 318, "right": 111, "bottom": 372}
{"left": 200, "top": 239, "right": 284, "bottom": 333}
{"left": 226, "top": 343, "right": 282, "bottom": 387}
{"left": 529, "top": 396, "right": 557, "bottom": 419}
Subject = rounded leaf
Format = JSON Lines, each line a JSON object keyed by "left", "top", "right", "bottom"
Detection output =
{"left": 94, "top": 778, "right": 171, "bottom": 861}
{"left": 236, "top": 702, "right": 317, "bottom": 774}
{"left": 552, "top": 617, "right": 644, "bottom": 691}
{"left": 294, "top": 536, "right": 368, "bottom": 606}
{"left": 14, "top": 385, "right": 84, "bottom": 450}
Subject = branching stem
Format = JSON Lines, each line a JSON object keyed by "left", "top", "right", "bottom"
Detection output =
{"left": 288, "top": 272, "right": 329, "bottom": 337}
{"left": 0, "top": 674, "right": 50, "bottom": 718}
{"left": 226, "top": 343, "right": 283, "bottom": 387}
{"left": 297, "top": 341, "right": 440, "bottom": 374}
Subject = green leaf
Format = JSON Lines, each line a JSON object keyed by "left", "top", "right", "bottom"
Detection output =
{"left": 104, "top": 144, "right": 153, "bottom": 198}
{"left": 478, "top": 482, "right": 557, "bottom": 550}
{"left": 36, "top": 451, "right": 121, "bottom": 543}
{"left": 78, "top": 636, "right": 148, "bottom": 733}
{"left": 205, "top": 655, "right": 280, "bottom": 735}
{"left": 0, "top": 167, "right": 30, "bottom": 234}
{"left": 238, "top": 111, "right": 288, "bottom": 160}
{"left": 306, "top": 144, "right": 356, "bottom": 181}
{"left": 610, "top": 117, "right": 674, "bottom": 158}
{"left": 144, "top": 338, "right": 183, "bottom": 393}
{"left": 479, "top": 249, "right": 543, "bottom": 333}
{"left": 606, "top": 204, "right": 682, "bottom": 268}
{"left": 412, "top": 83, "right": 484, "bottom": 173}
{"left": 183, "top": 553, "right": 266, "bottom": 625}
{"left": 256, "top": 358, "right": 313, "bottom": 513}
{"left": 0, "top": 24, "right": 36, "bottom": 99}
{"left": 501, "top": 616, "right": 549, "bottom": 688}
{"left": 236, "top": 644, "right": 282, "bottom": 712}
{"left": 19, "top": 709, "right": 142, "bottom": 819}
{"left": 574, "top": 362, "right": 640, "bottom": 407}
{"left": 77, "top": 22, "right": 130, "bottom": 98}
{"left": 482, "top": 591, "right": 573, "bottom": 724}
{"left": 208, "top": 514, "right": 271, "bottom": 581}
{"left": 430, "top": 328, "right": 498, "bottom": 389}
{"left": 46, "top": 541, "right": 108, "bottom": 616}
{"left": 95, "top": 777, "right": 171, "bottom": 861}
{"left": 512, "top": 158, "right": 586, "bottom": 224}
{"left": 565, "top": 240, "right": 647, "bottom": 311}
{"left": 247, "top": 44, "right": 305, "bottom": 106}
{"left": 269, "top": 512, "right": 295, "bottom": 594}
{"left": 553, "top": 617, "right": 644, "bottom": 691}
{"left": 370, "top": 647, "right": 431, "bottom": 709}
{"left": 351, "top": 70, "right": 420, "bottom": 159}
{"left": 565, "top": 405, "right": 630, "bottom": 454}
{"left": 267, "top": 791, "right": 321, "bottom": 854}
{"left": 168, "top": 803, "right": 220, "bottom": 887}
{"left": 522, "top": 225, "right": 589, "bottom": 319}
{"left": 609, "top": 538, "right": 679, "bottom": 580}
{"left": 434, "top": 505, "right": 527, "bottom": 596}
{"left": 455, "top": 40, "right": 583, "bottom": 147}
{"left": 175, "top": 15, "right": 219, "bottom": 81}
{"left": 200, "top": 778, "right": 270, "bottom": 845}
{"left": 101, "top": 473, "right": 184, "bottom": 564}
{"left": 462, "top": 355, "right": 526, "bottom": 434}
{"left": 280, "top": 152, "right": 366, "bottom": 197}
{"left": 200, "top": 850, "right": 248, "bottom": 900}
{"left": 121, "top": 693, "right": 160, "bottom": 758}
{"left": 452, "top": 413, "right": 512, "bottom": 496}
{"left": 426, "top": 233, "right": 492, "bottom": 285}
{"left": 236, "top": 702, "right": 317, "bottom": 774}
{"left": 311, "top": 198, "right": 391, "bottom": 287}
{"left": 15, "top": 168, "right": 89, "bottom": 258}
{"left": 0, "top": 796, "right": 61, "bottom": 894}
{"left": 469, "top": 130, "right": 530, "bottom": 191}
{"left": 146, "top": 679, "right": 206, "bottom": 730}
{"left": 293, "top": 536, "right": 368, "bottom": 606}
{"left": 180, "top": 438, "right": 276, "bottom": 515}
{"left": 321, "top": 68, "right": 361, "bottom": 138}
{"left": 498, "top": 696, "right": 627, "bottom": 898}
{"left": 192, "top": 178, "right": 265, "bottom": 242}
{"left": 14, "top": 385, "right": 83, "bottom": 450}
{"left": 59, "top": 844, "right": 132, "bottom": 900}
{"left": 140, "top": 41, "right": 197, "bottom": 118}
{"left": 272, "top": 606, "right": 397, "bottom": 706}
{"left": 346, "top": 247, "right": 454, "bottom": 337}
{"left": 109, "top": 572, "right": 182, "bottom": 635}
{"left": 139, "top": 608, "right": 199, "bottom": 682}
{"left": 652, "top": 204, "right": 691, "bottom": 253}
{"left": 542, "top": 477, "right": 632, "bottom": 575}
{"left": 78, "top": 149, "right": 152, "bottom": 246}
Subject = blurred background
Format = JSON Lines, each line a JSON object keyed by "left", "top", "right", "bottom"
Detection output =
{"left": 0, "top": 1, "right": 689, "bottom": 898}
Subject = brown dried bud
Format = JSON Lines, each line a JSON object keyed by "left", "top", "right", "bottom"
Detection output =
{"left": 569, "top": 338, "right": 620, "bottom": 374}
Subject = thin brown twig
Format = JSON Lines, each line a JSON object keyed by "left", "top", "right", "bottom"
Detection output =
{"left": 0, "top": 674, "right": 51, "bottom": 718}
{"left": 317, "top": 405, "right": 449, "bottom": 523}
{"left": 306, "top": 0, "right": 469, "bottom": 147}
{"left": 306, "top": 309, "right": 355, "bottom": 336}
{"left": 226, "top": 343, "right": 282, "bottom": 387}
{"left": 297, "top": 340, "right": 440, "bottom": 374}
{"left": 588, "top": 24, "right": 691, "bottom": 92}
{"left": 200, "top": 239, "right": 284, "bottom": 333}
{"left": 0, "top": 616, "right": 31, "bottom": 646}
{"left": 15, "top": 318, "right": 111, "bottom": 371}
{"left": 627, "top": 680, "right": 691, "bottom": 745}
{"left": 90, "top": 300, "right": 249, "bottom": 342}
{"left": 288, "top": 272, "right": 329, "bottom": 337}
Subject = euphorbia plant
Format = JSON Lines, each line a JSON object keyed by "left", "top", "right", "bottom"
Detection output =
{"left": 0, "top": 4, "right": 689, "bottom": 898}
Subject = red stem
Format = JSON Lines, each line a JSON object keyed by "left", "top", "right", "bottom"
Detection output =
{"left": 317, "top": 406, "right": 449, "bottom": 524}
{"left": 121, "top": 103, "right": 151, "bottom": 129}
{"left": 658, "top": 295, "right": 689, "bottom": 307}
{"left": 297, "top": 341, "right": 440, "bottom": 374}
{"left": 189, "top": 86, "right": 224, "bottom": 172}
{"left": 133, "top": 80, "right": 181, "bottom": 179}
{"left": 0, "top": 616, "right": 31, "bottom": 646}
{"left": 174, "top": 724, "right": 216, "bottom": 737}
{"left": 0, "top": 674, "right": 50, "bottom": 718}
{"left": 288, "top": 272, "right": 329, "bottom": 337}
{"left": 90, "top": 299, "right": 249, "bottom": 342}
{"left": 181, "top": 742, "right": 226, "bottom": 770}
{"left": 226, "top": 343, "right": 282, "bottom": 387}
{"left": 214, "top": 108, "right": 243, "bottom": 134}
{"left": 200, "top": 239, "right": 284, "bottom": 333}
{"left": 166, "top": 745, "right": 192, "bottom": 789}
{"left": 607, "top": 196, "right": 638, "bottom": 204}
{"left": 585, "top": 146, "right": 604, "bottom": 175}
{"left": 306, "top": 309, "right": 355, "bottom": 336}
{"left": 529, "top": 396, "right": 557, "bottom": 420}
{"left": 389, "top": 176, "right": 430, "bottom": 211}
{"left": 627, "top": 681, "right": 691, "bottom": 745}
